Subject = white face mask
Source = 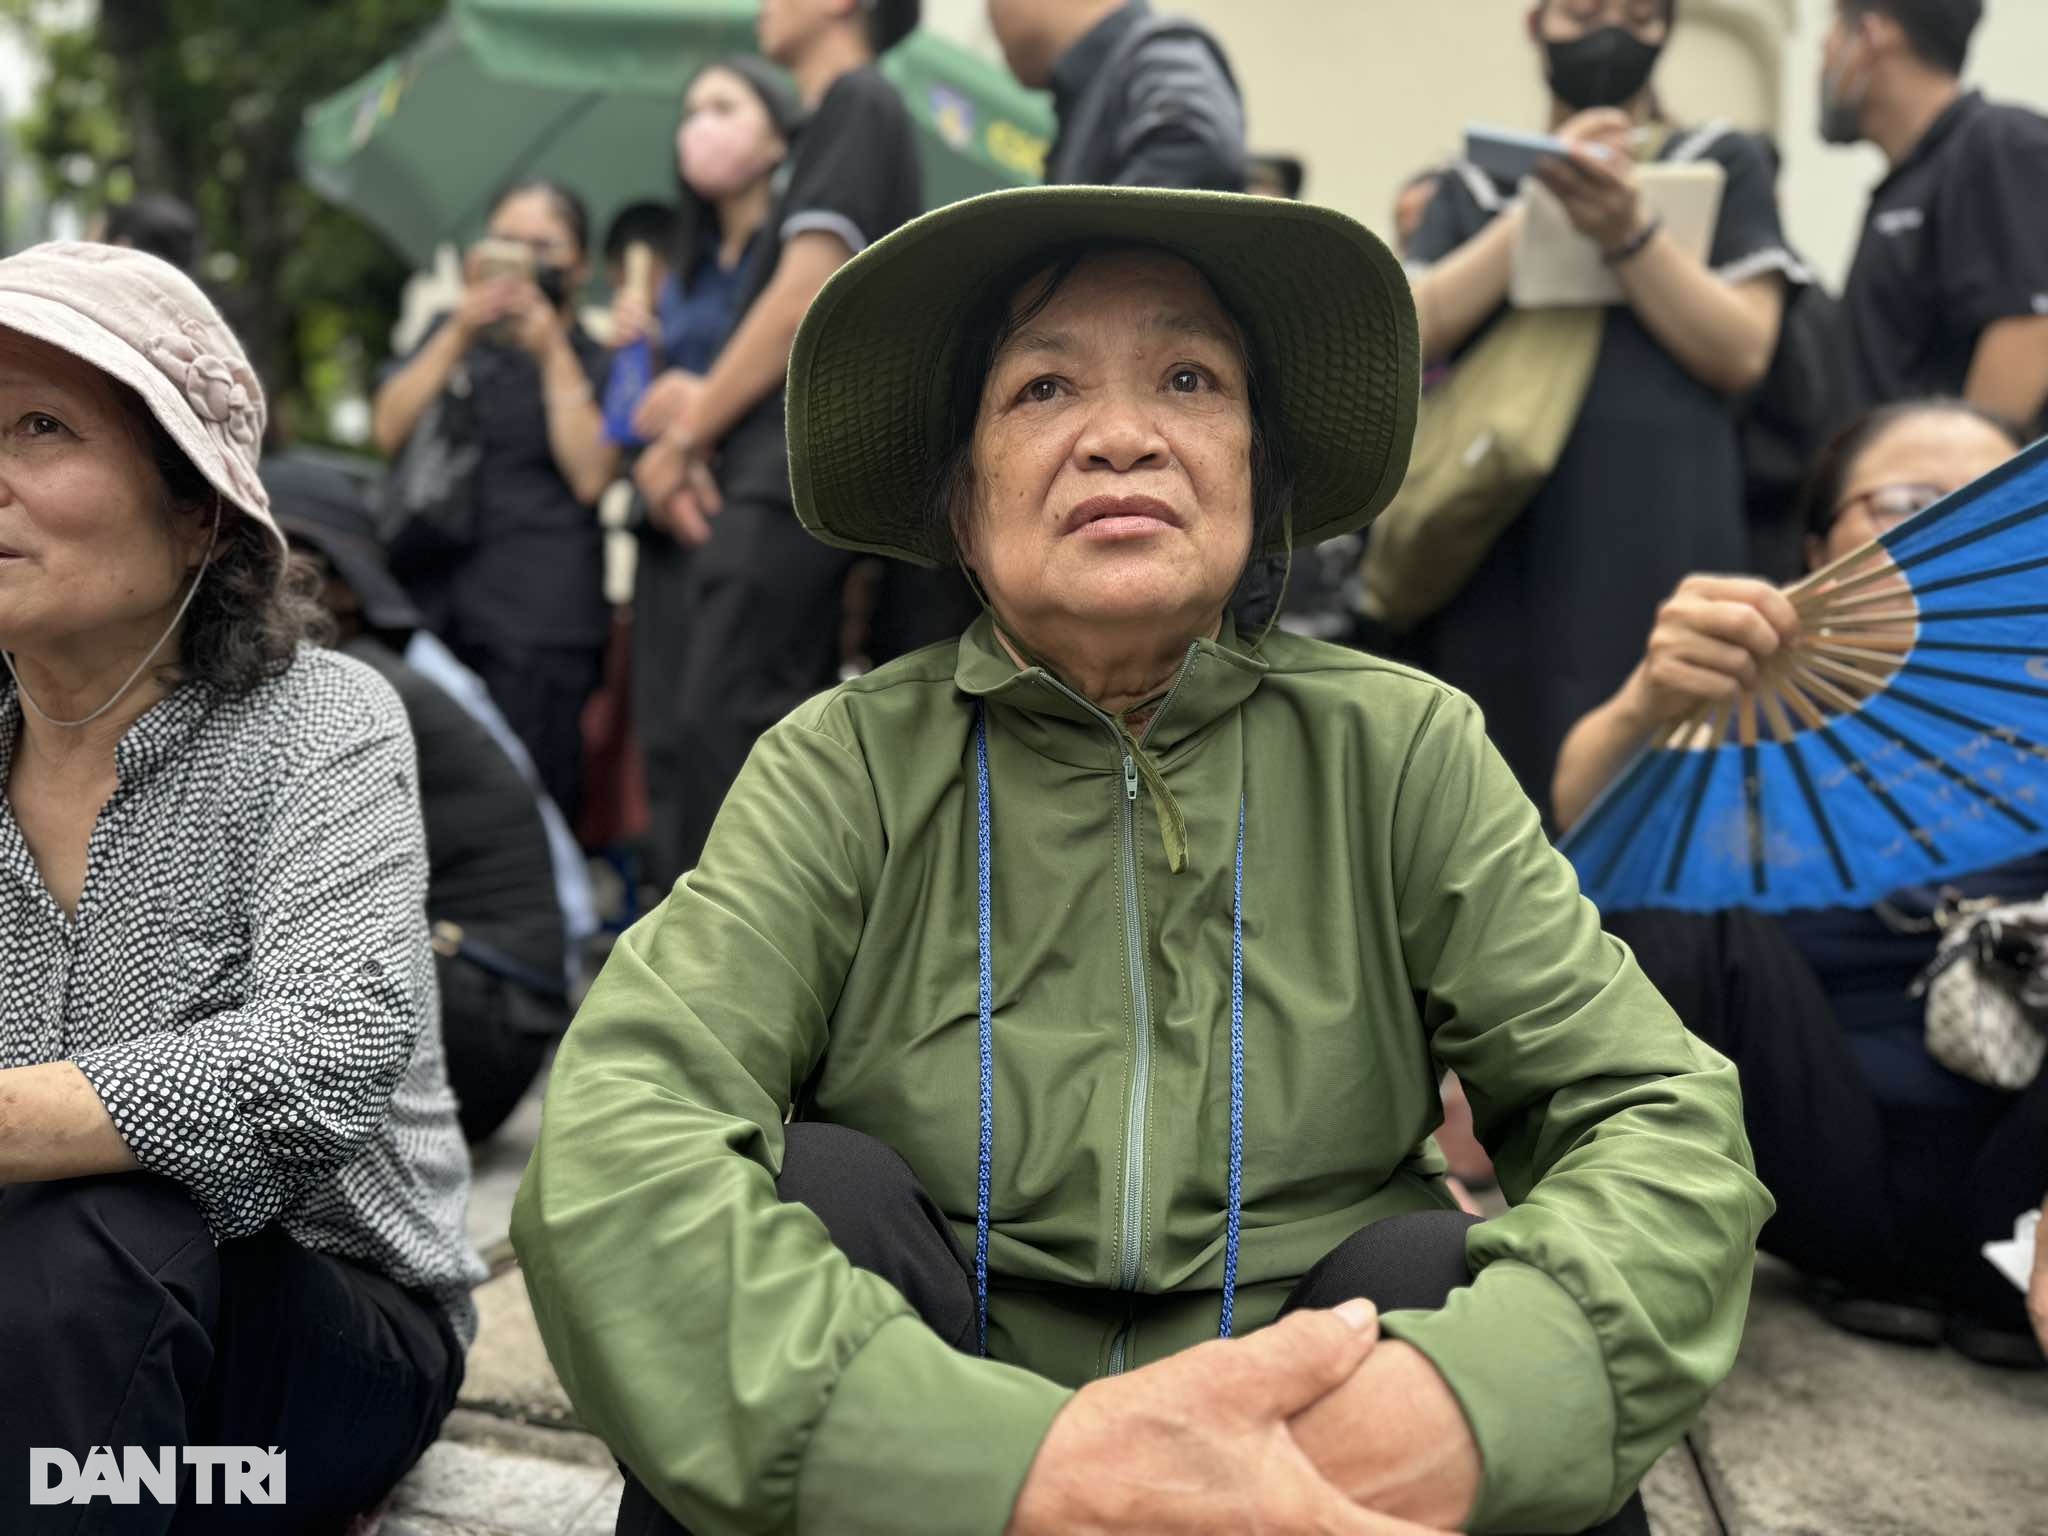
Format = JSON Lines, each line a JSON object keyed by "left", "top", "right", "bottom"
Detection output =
{"left": 679, "top": 112, "right": 780, "bottom": 201}
{"left": 3, "top": 496, "right": 222, "bottom": 730}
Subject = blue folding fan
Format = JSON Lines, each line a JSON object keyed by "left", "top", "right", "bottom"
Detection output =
{"left": 1561, "top": 435, "right": 2048, "bottom": 913}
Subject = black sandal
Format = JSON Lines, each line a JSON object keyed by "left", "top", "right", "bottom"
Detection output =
{"left": 1808, "top": 1277, "right": 1946, "bottom": 1346}
{"left": 1945, "top": 1313, "right": 2048, "bottom": 1370}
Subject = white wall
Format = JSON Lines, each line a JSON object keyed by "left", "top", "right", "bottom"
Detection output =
{"left": 922, "top": 0, "right": 2048, "bottom": 291}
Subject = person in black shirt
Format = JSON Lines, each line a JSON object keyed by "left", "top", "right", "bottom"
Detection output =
{"left": 266, "top": 455, "right": 570, "bottom": 1144}
{"left": 373, "top": 181, "right": 618, "bottom": 825}
{"left": 1397, "top": 0, "right": 1804, "bottom": 808}
{"left": 1821, "top": 0, "right": 2048, "bottom": 429}
{"left": 633, "top": 0, "right": 922, "bottom": 877}
{"left": 987, "top": 0, "right": 1244, "bottom": 191}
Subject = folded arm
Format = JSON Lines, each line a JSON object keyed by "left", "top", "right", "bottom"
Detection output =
{"left": 64, "top": 689, "right": 433, "bottom": 1239}
{"left": 653, "top": 231, "right": 853, "bottom": 454}
{"left": 0, "top": 1061, "right": 137, "bottom": 1182}
{"left": 1385, "top": 689, "right": 1773, "bottom": 1533}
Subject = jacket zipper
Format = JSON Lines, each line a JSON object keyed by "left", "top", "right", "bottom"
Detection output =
{"left": 1026, "top": 658, "right": 1198, "bottom": 1376}
{"left": 1023, "top": 676, "right": 1164, "bottom": 1373}
{"left": 1106, "top": 751, "right": 1151, "bottom": 1377}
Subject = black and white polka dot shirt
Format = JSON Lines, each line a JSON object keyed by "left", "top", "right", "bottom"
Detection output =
{"left": 1, "top": 647, "right": 485, "bottom": 1344}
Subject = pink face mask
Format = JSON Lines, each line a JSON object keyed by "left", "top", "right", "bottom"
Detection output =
{"left": 680, "top": 113, "right": 777, "bottom": 201}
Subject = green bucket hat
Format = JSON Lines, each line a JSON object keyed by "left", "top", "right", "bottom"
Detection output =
{"left": 786, "top": 185, "right": 1421, "bottom": 569}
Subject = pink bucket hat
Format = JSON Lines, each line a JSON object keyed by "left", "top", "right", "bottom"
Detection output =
{"left": 0, "top": 240, "right": 279, "bottom": 552}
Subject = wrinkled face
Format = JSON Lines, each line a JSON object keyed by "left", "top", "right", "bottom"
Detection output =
{"left": 0, "top": 330, "right": 208, "bottom": 658}
{"left": 1815, "top": 409, "right": 2018, "bottom": 567}
{"left": 960, "top": 249, "right": 1256, "bottom": 643}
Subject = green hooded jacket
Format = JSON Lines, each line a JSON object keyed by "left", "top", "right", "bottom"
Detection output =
{"left": 512, "top": 616, "right": 1772, "bottom": 1535}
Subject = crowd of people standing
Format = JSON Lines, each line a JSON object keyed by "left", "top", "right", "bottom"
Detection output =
{"left": 1, "top": 0, "right": 2045, "bottom": 1531}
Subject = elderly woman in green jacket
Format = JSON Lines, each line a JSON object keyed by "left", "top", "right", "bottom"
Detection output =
{"left": 513, "top": 186, "right": 1771, "bottom": 1536}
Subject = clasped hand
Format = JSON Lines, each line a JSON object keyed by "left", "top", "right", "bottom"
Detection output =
{"left": 1004, "top": 1303, "right": 1479, "bottom": 1536}
{"left": 631, "top": 372, "right": 722, "bottom": 548}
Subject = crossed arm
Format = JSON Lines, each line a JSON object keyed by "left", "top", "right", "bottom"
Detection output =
{"left": 632, "top": 232, "right": 854, "bottom": 542}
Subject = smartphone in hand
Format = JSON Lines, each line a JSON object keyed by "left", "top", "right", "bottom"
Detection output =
{"left": 1464, "top": 124, "right": 1573, "bottom": 186}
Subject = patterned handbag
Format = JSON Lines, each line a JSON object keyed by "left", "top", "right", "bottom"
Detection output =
{"left": 1914, "top": 895, "right": 2048, "bottom": 1090}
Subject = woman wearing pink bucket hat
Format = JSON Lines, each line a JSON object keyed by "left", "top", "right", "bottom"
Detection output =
{"left": 0, "top": 242, "right": 483, "bottom": 1533}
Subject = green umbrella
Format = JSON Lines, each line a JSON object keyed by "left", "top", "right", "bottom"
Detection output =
{"left": 299, "top": 0, "right": 1054, "bottom": 269}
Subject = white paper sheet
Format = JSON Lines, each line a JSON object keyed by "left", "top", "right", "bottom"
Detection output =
{"left": 1983, "top": 1208, "right": 2039, "bottom": 1293}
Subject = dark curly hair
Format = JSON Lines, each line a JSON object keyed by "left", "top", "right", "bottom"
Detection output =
{"left": 116, "top": 384, "right": 335, "bottom": 693}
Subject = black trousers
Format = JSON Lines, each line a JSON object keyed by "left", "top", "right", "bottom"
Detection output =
{"left": 631, "top": 529, "right": 699, "bottom": 894}
{"left": 658, "top": 501, "right": 854, "bottom": 882}
{"left": 436, "top": 950, "right": 559, "bottom": 1143}
{"left": 638, "top": 505, "right": 986, "bottom": 889}
{"left": 1610, "top": 909, "right": 2048, "bottom": 1330}
{"left": 458, "top": 639, "right": 605, "bottom": 828}
{"left": 0, "top": 1173, "right": 464, "bottom": 1534}
{"left": 615, "top": 1123, "right": 1649, "bottom": 1536}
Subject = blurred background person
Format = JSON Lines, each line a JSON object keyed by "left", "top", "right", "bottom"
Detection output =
{"left": 265, "top": 455, "right": 575, "bottom": 1145}
{"left": 612, "top": 56, "right": 801, "bottom": 892}
{"left": 1821, "top": 0, "right": 2048, "bottom": 430}
{"left": 598, "top": 196, "right": 679, "bottom": 354}
{"left": 1727, "top": 134, "right": 1847, "bottom": 583}
{"left": 598, "top": 200, "right": 681, "bottom": 339}
{"left": 631, "top": 0, "right": 922, "bottom": 880}
{"left": 1554, "top": 399, "right": 2045, "bottom": 1370}
{"left": 610, "top": 57, "right": 799, "bottom": 412}
{"left": 101, "top": 192, "right": 203, "bottom": 275}
{"left": 988, "top": 0, "right": 1246, "bottom": 190}
{"left": 1397, "top": 0, "right": 1804, "bottom": 808}
{"left": 372, "top": 180, "right": 616, "bottom": 826}
{"left": 0, "top": 243, "right": 482, "bottom": 1528}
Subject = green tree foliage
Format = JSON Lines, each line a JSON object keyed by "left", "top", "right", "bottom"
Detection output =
{"left": 4, "top": 0, "right": 445, "bottom": 446}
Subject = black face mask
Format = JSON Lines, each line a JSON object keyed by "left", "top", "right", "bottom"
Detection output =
{"left": 1544, "top": 25, "right": 1663, "bottom": 111}
{"left": 535, "top": 262, "right": 571, "bottom": 310}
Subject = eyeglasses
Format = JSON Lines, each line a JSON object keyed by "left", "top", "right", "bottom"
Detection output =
{"left": 1831, "top": 482, "right": 1946, "bottom": 532}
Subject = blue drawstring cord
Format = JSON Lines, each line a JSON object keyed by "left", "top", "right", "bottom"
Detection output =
{"left": 974, "top": 707, "right": 995, "bottom": 1359}
{"left": 971, "top": 703, "right": 1247, "bottom": 1357}
{"left": 1219, "top": 794, "right": 1247, "bottom": 1340}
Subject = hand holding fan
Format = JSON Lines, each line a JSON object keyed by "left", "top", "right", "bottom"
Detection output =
{"left": 1561, "top": 436, "right": 2048, "bottom": 913}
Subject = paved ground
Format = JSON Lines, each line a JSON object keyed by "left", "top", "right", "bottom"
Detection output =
{"left": 388, "top": 1075, "right": 2048, "bottom": 1536}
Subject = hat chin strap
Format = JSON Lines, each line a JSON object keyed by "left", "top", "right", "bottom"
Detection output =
{"left": 1246, "top": 510, "right": 1295, "bottom": 652}
{"left": 3, "top": 495, "right": 224, "bottom": 731}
